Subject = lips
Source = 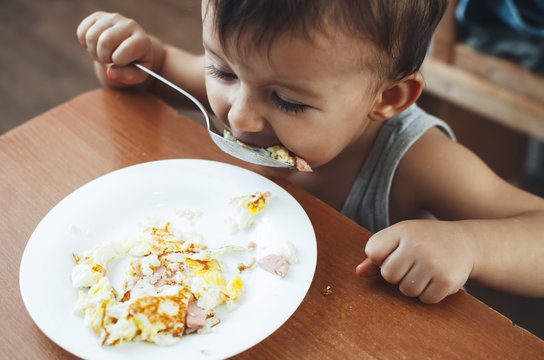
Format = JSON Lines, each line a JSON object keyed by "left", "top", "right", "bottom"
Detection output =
{"left": 224, "top": 126, "right": 312, "bottom": 172}
{"left": 228, "top": 128, "right": 279, "bottom": 149}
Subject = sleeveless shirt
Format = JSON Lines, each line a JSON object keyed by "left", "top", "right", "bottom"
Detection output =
{"left": 341, "top": 104, "right": 456, "bottom": 233}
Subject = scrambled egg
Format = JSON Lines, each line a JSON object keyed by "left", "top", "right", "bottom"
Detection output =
{"left": 227, "top": 192, "right": 271, "bottom": 233}
{"left": 72, "top": 221, "right": 245, "bottom": 346}
{"left": 265, "top": 145, "right": 296, "bottom": 166}
{"left": 71, "top": 192, "right": 291, "bottom": 347}
{"left": 223, "top": 130, "right": 313, "bottom": 172}
{"left": 223, "top": 130, "right": 296, "bottom": 166}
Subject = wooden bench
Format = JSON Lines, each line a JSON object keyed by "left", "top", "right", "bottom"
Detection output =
{"left": 421, "top": 0, "right": 544, "bottom": 142}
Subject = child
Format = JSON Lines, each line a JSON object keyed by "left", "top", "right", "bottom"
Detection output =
{"left": 77, "top": 0, "right": 544, "bottom": 304}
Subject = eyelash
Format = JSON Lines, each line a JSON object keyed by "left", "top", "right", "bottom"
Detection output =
{"left": 205, "top": 64, "right": 309, "bottom": 114}
{"left": 205, "top": 64, "right": 236, "bottom": 80}
{"left": 272, "top": 93, "right": 309, "bottom": 114}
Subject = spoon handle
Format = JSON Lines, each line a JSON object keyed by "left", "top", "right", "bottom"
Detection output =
{"left": 133, "top": 62, "right": 211, "bottom": 125}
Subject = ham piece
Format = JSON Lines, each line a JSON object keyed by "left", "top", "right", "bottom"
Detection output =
{"left": 153, "top": 266, "right": 167, "bottom": 287}
{"left": 295, "top": 157, "right": 312, "bottom": 172}
{"left": 258, "top": 254, "right": 290, "bottom": 278}
{"left": 186, "top": 301, "right": 207, "bottom": 329}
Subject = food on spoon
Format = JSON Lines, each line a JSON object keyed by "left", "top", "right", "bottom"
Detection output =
{"left": 293, "top": 156, "right": 312, "bottom": 172}
{"left": 223, "top": 130, "right": 312, "bottom": 172}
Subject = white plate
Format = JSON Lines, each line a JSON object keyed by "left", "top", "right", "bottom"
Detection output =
{"left": 20, "top": 159, "right": 316, "bottom": 360}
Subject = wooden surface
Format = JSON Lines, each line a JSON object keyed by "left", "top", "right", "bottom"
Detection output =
{"left": 452, "top": 44, "right": 544, "bottom": 104}
{"left": 421, "top": 57, "right": 544, "bottom": 142}
{"left": 2, "top": 89, "right": 543, "bottom": 359}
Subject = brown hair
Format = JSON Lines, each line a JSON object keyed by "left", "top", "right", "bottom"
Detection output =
{"left": 206, "top": 0, "right": 448, "bottom": 80}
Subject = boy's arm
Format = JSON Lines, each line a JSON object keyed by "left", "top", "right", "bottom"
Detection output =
{"left": 359, "top": 127, "right": 544, "bottom": 303}
{"left": 453, "top": 210, "right": 544, "bottom": 295}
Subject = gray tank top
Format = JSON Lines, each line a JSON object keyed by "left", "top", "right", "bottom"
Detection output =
{"left": 341, "top": 104, "right": 455, "bottom": 233}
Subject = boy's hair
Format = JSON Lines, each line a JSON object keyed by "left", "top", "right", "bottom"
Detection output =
{"left": 207, "top": 0, "right": 449, "bottom": 81}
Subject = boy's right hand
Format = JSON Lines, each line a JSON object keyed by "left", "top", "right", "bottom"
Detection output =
{"left": 356, "top": 219, "right": 476, "bottom": 304}
{"left": 77, "top": 12, "right": 155, "bottom": 86}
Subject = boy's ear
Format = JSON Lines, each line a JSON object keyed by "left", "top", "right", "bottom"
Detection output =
{"left": 369, "top": 72, "right": 424, "bottom": 121}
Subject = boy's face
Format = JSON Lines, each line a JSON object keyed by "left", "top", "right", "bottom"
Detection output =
{"left": 202, "top": 11, "right": 383, "bottom": 170}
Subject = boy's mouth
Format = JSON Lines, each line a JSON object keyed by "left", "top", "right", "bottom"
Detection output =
{"left": 227, "top": 128, "right": 278, "bottom": 149}
{"left": 223, "top": 129, "right": 312, "bottom": 172}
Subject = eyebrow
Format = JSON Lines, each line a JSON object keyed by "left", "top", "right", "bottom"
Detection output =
{"left": 271, "top": 81, "right": 321, "bottom": 99}
{"left": 202, "top": 41, "right": 322, "bottom": 100}
{"left": 202, "top": 42, "right": 223, "bottom": 60}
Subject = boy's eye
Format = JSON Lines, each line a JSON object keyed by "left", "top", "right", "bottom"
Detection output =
{"left": 206, "top": 63, "right": 308, "bottom": 115}
{"left": 273, "top": 93, "right": 309, "bottom": 115}
{"left": 206, "top": 64, "right": 237, "bottom": 80}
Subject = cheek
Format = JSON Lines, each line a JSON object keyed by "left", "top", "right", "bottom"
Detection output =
{"left": 278, "top": 114, "right": 368, "bottom": 167}
{"left": 275, "top": 122, "right": 347, "bottom": 165}
{"left": 205, "top": 79, "right": 230, "bottom": 122}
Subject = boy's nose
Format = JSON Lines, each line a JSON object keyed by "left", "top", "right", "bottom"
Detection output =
{"left": 227, "top": 87, "right": 266, "bottom": 132}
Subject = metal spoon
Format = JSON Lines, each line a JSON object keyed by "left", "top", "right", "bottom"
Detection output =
{"left": 133, "top": 62, "right": 294, "bottom": 168}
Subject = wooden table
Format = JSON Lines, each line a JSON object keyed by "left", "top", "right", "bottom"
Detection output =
{"left": 2, "top": 89, "right": 543, "bottom": 359}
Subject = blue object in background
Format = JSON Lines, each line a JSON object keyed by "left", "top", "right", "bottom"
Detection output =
{"left": 456, "top": 0, "right": 544, "bottom": 194}
{"left": 456, "top": 0, "right": 544, "bottom": 74}
{"left": 457, "top": 0, "right": 544, "bottom": 37}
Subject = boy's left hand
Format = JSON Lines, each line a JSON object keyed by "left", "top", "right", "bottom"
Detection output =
{"left": 356, "top": 219, "right": 477, "bottom": 304}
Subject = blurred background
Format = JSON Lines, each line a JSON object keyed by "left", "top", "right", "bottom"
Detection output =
{"left": 0, "top": 0, "right": 203, "bottom": 134}
{"left": 2, "top": 0, "right": 543, "bottom": 340}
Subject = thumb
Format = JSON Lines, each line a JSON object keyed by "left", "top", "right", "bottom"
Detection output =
{"left": 356, "top": 257, "right": 381, "bottom": 277}
{"left": 106, "top": 64, "right": 148, "bottom": 85}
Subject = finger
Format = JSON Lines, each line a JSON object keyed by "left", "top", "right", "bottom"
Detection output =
{"left": 106, "top": 64, "right": 148, "bottom": 85}
{"left": 95, "top": 25, "right": 134, "bottom": 64}
{"left": 398, "top": 263, "right": 432, "bottom": 298}
{"left": 418, "top": 280, "right": 452, "bottom": 304}
{"left": 356, "top": 258, "right": 381, "bottom": 277}
{"left": 364, "top": 230, "right": 401, "bottom": 266}
{"left": 76, "top": 11, "right": 104, "bottom": 48}
{"left": 111, "top": 34, "right": 152, "bottom": 66}
{"left": 379, "top": 249, "right": 415, "bottom": 284}
{"left": 85, "top": 21, "right": 116, "bottom": 61}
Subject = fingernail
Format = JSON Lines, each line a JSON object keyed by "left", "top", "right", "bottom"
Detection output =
{"left": 108, "top": 65, "right": 119, "bottom": 80}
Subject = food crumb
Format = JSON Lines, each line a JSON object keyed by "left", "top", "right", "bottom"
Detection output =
{"left": 200, "top": 349, "right": 210, "bottom": 355}
{"left": 238, "top": 258, "right": 256, "bottom": 273}
{"left": 321, "top": 285, "right": 333, "bottom": 296}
